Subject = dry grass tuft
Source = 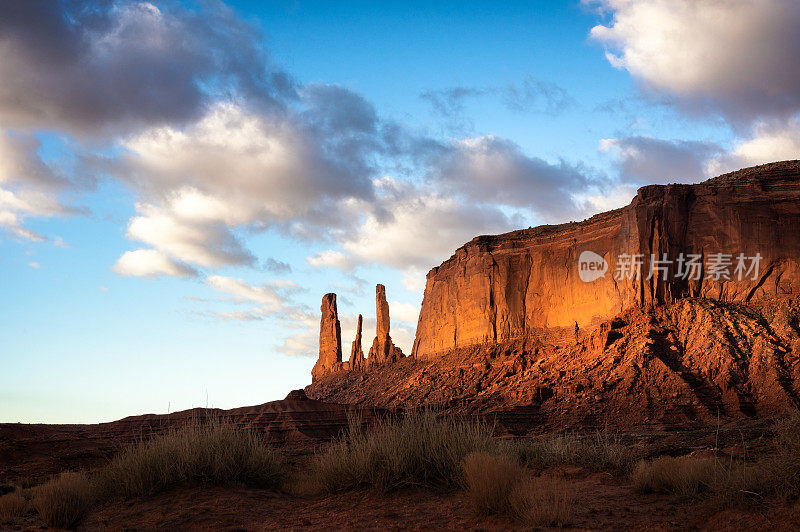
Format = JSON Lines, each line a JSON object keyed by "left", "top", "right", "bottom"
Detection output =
{"left": 32, "top": 471, "right": 94, "bottom": 529}
{"left": 95, "top": 419, "right": 285, "bottom": 500}
{"left": 512, "top": 431, "right": 640, "bottom": 473}
{"left": 462, "top": 452, "right": 522, "bottom": 515}
{"left": 462, "top": 452, "right": 573, "bottom": 527}
{"left": 712, "top": 411, "right": 800, "bottom": 505}
{"left": 0, "top": 491, "right": 28, "bottom": 523}
{"left": 631, "top": 455, "right": 720, "bottom": 496}
{"left": 509, "top": 475, "right": 574, "bottom": 528}
{"left": 311, "top": 410, "right": 498, "bottom": 492}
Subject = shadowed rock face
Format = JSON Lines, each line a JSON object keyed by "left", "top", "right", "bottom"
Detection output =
{"left": 412, "top": 161, "right": 800, "bottom": 360}
{"left": 368, "top": 284, "right": 404, "bottom": 365}
{"left": 349, "top": 314, "right": 365, "bottom": 371}
{"left": 312, "top": 293, "right": 342, "bottom": 381}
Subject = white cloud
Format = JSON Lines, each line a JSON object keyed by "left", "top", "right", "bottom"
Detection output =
{"left": 390, "top": 301, "right": 420, "bottom": 324}
{"left": 28, "top": 261, "right": 40, "bottom": 269}
{"left": 125, "top": 197, "right": 254, "bottom": 270}
{"left": 203, "top": 275, "right": 315, "bottom": 356}
{"left": 590, "top": 0, "right": 800, "bottom": 124}
{"left": 0, "top": 1, "right": 286, "bottom": 136}
{"left": 431, "top": 135, "right": 591, "bottom": 222}
{"left": 113, "top": 102, "right": 376, "bottom": 275}
{"left": 205, "top": 275, "right": 287, "bottom": 308}
{"left": 341, "top": 177, "right": 514, "bottom": 269}
{"left": 599, "top": 136, "right": 721, "bottom": 184}
{"left": 706, "top": 119, "right": 800, "bottom": 175}
{"left": 307, "top": 250, "right": 356, "bottom": 270}
{"left": 0, "top": 131, "right": 75, "bottom": 241}
{"left": 112, "top": 249, "right": 197, "bottom": 277}
{"left": 401, "top": 266, "right": 428, "bottom": 293}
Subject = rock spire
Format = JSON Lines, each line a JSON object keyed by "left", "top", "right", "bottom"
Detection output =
{"left": 312, "top": 293, "right": 342, "bottom": 381}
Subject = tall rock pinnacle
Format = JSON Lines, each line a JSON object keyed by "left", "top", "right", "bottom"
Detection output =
{"left": 368, "top": 284, "right": 404, "bottom": 365}
{"left": 312, "top": 293, "right": 342, "bottom": 381}
{"left": 349, "top": 314, "right": 365, "bottom": 370}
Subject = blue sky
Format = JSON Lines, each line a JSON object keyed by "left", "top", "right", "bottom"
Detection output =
{"left": 1, "top": 0, "right": 799, "bottom": 423}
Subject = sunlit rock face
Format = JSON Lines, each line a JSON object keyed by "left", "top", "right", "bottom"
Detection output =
{"left": 349, "top": 314, "right": 366, "bottom": 371}
{"left": 309, "top": 162, "right": 800, "bottom": 425}
{"left": 368, "top": 284, "right": 404, "bottom": 365}
{"left": 412, "top": 161, "right": 800, "bottom": 360}
{"left": 312, "top": 293, "right": 342, "bottom": 381}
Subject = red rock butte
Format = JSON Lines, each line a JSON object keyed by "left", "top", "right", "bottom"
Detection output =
{"left": 308, "top": 161, "right": 800, "bottom": 427}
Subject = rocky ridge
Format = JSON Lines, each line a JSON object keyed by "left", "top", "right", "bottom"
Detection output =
{"left": 307, "top": 161, "right": 800, "bottom": 425}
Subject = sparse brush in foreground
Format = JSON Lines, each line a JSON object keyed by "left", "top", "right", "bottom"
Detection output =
{"left": 27, "top": 420, "right": 284, "bottom": 528}
{"left": 712, "top": 411, "right": 800, "bottom": 505}
{"left": 0, "top": 491, "right": 28, "bottom": 523}
{"left": 631, "top": 455, "right": 719, "bottom": 496}
{"left": 32, "top": 471, "right": 94, "bottom": 529}
{"left": 462, "top": 452, "right": 522, "bottom": 515}
{"left": 462, "top": 452, "right": 573, "bottom": 527}
{"left": 511, "top": 431, "right": 640, "bottom": 473}
{"left": 509, "top": 475, "right": 574, "bottom": 528}
{"left": 95, "top": 419, "right": 286, "bottom": 500}
{"left": 630, "top": 411, "right": 800, "bottom": 505}
{"left": 311, "top": 410, "right": 498, "bottom": 492}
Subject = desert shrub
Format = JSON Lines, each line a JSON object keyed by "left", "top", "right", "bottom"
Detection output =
{"left": 311, "top": 410, "right": 498, "bottom": 492}
{"left": 0, "top": 491, "right": 28, "bottom": 522}
{"left": 509, "top": 475, "right": 574, "bottom": 528}
{"left": 711, "top": 414, "right": 800, "bottom": 505}
{"left": 773, "top": 410, "right": 800, "bottom": 453}
{"left": 462, "top": 452, "right": 573, "bottom": 526}
{"left": 631, "top": 455, "right": 720, "bottom": 496}
{"left": 32, "top": 471, "right": 94, "bottom": 529}
{"left": 463, "top": 452, "right": 522, "bottom": 515}
{"left": 511, "top": 431, "right": 640, "bottom": 473}
{"left": 95, "top": 420, "right": 285, "bottom": 500}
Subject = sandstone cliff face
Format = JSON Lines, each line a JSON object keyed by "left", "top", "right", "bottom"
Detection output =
{"left": 412, "top": 161, "right": 800, "bottom": 360}
{"left": 312, "top": 293, "right": 342, "bottom": 382}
